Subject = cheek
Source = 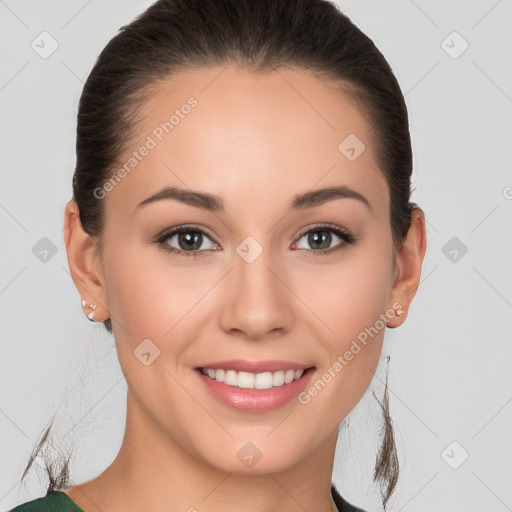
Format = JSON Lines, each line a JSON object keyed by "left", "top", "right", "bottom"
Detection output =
{"left": 302, "top": 238, "right": 393, "bottom": 349}
{"left": 295, "top": 232, "right": 394, "bottom": 412}
{"left": 102, "top": 241, "right": 186, "bottom": 344}
{"left": 102, "top": 240, "right": 218, "bottom": 375}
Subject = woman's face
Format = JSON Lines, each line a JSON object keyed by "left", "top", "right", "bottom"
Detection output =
{"left": 92, "top": 65, "right": 403, "bottom": 473}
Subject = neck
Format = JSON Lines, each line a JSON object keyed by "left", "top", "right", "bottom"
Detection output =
{"left": 69, "top": 390, "right": 340, "bottom": 512}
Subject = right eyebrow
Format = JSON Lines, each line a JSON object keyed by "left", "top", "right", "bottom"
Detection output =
{"left": 135, "top": 186, "right": 225, "bottom": 213}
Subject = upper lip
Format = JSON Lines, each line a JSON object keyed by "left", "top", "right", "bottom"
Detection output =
{"left": 197, "top": 359, "right": 314, "bottom": 373}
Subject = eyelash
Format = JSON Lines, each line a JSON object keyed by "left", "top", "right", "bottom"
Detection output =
{"left": 155, "top": 223, "right": 357, "bottom": 258}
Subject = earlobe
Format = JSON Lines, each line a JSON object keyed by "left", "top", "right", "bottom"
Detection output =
{"left": 386, "top": 207, "right": 427, "bottom": 328}
{"left": 63, "top": 199, "right": 109, "bottom": 322}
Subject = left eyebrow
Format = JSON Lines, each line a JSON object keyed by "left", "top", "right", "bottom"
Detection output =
{"left": 288, "top": 185, "right": 372, "bottom": 213}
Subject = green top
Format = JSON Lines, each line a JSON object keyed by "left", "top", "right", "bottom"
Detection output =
{"left": 8, "top": 486, "right": 366, "bottom": 512}
{"left": 7, "top": 491, "right": 84, "bottom": 512}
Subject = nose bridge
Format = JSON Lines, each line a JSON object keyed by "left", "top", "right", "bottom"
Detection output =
{"left": 219, "top": 235, "right": 293, "bottom": 339}
{"left": 236, "top": 237, "right": 283, "bottom": 305}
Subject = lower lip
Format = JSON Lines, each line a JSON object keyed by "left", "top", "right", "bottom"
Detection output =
{"left": 196, "top": 368, "right": 316, "bottom": 412}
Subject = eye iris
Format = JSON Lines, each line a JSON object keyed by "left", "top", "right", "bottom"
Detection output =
{"left": 179, "top": 231, "right": 202, "bottom": 250}
{"left": 309, "top": 230, "right": 331, "bottom": 250}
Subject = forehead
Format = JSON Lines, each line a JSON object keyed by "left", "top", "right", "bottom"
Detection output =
{"left": 105, "top": 65, "right": 389, "bottom": 218}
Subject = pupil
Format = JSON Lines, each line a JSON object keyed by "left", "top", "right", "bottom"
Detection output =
{"left": 179, "top": 231, "right": 201, "bottom": 250}
{"left": 309, "top": 230, "right": 331, "bottom": 250}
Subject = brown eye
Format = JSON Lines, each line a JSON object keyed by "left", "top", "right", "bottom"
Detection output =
{"left": 306, "top": 229, "right": 334, "bottom": 250}
{"left": 293, "top": 225, "right": 356, "bottom": 254}
{"left": 172, "top": 230, "right": 205, "bottom": 251}
{"left": 157, "top": 225, "right": 219, "bottom": 257}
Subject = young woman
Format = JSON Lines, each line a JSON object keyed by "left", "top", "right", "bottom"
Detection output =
{"left": 10, "top": 0, "right": 426, "bottom": 511}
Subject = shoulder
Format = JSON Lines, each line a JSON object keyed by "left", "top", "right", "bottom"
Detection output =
{"left": 331, "top": 484, "right": 368, "bottom": 512}
{"left": 7, "top": 491, "right": 84, "bottom": 512}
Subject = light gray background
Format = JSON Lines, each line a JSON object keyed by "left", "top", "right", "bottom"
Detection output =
{"left": 1, "top": 1, "right": 511, "bottom": 511}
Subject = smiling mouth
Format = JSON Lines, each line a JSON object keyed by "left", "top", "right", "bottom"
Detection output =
{"left": 199, "top": 367, "right": 315, "bottom": 390}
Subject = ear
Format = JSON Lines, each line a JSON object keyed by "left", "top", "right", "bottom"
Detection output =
{"left": 63, "top": 199, "right": 109, "bottom": 322}
{"left": 386, "top": 207, "right": 427, "bottom": 328}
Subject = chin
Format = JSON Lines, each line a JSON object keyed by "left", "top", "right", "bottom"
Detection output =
{"left": 194, "top": 434, "right": 310, "bottom": 475}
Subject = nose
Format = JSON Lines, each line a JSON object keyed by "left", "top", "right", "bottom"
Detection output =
{"left": 218, "top": 244, "right": 294, "bottom": 341}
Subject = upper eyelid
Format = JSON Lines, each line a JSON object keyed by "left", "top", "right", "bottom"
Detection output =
{"left": 295, "top": 223, "right": 349, "bottom": 236}
{"left": 158, "top": 224, "right": 216, "bottom": 240}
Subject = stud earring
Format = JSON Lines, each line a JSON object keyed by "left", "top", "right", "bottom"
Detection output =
{"left": 81, "top": 298, "right": 97, "bottom": 321}
{"left": 395, "top": 307, "right": 403, "bottom": 317}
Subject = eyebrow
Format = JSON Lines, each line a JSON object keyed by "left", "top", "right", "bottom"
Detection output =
{"left": 135, "top": 185, "right": 372, "bottom": 213}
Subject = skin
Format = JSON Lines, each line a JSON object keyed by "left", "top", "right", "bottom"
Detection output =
{"left": 63, "top": 65, "right": 426, "bottom": 512}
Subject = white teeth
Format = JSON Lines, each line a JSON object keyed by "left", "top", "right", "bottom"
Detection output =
{"left": 272, "top": 371, "right": 285, "bottom": 386}
{"left": 284, "top": 370, "right": 295, "bottom": 384}
{"left": 201, "top": 367, "right": 306, "bottom": 389}
{"left": 237, "top": 371, "right": 255, "bottom": 389}
{"left": 225, "top": 369, "right": 237, "bottom": 386}
{"left": 254, "top": 372, "right": 273, "bottom": 390}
